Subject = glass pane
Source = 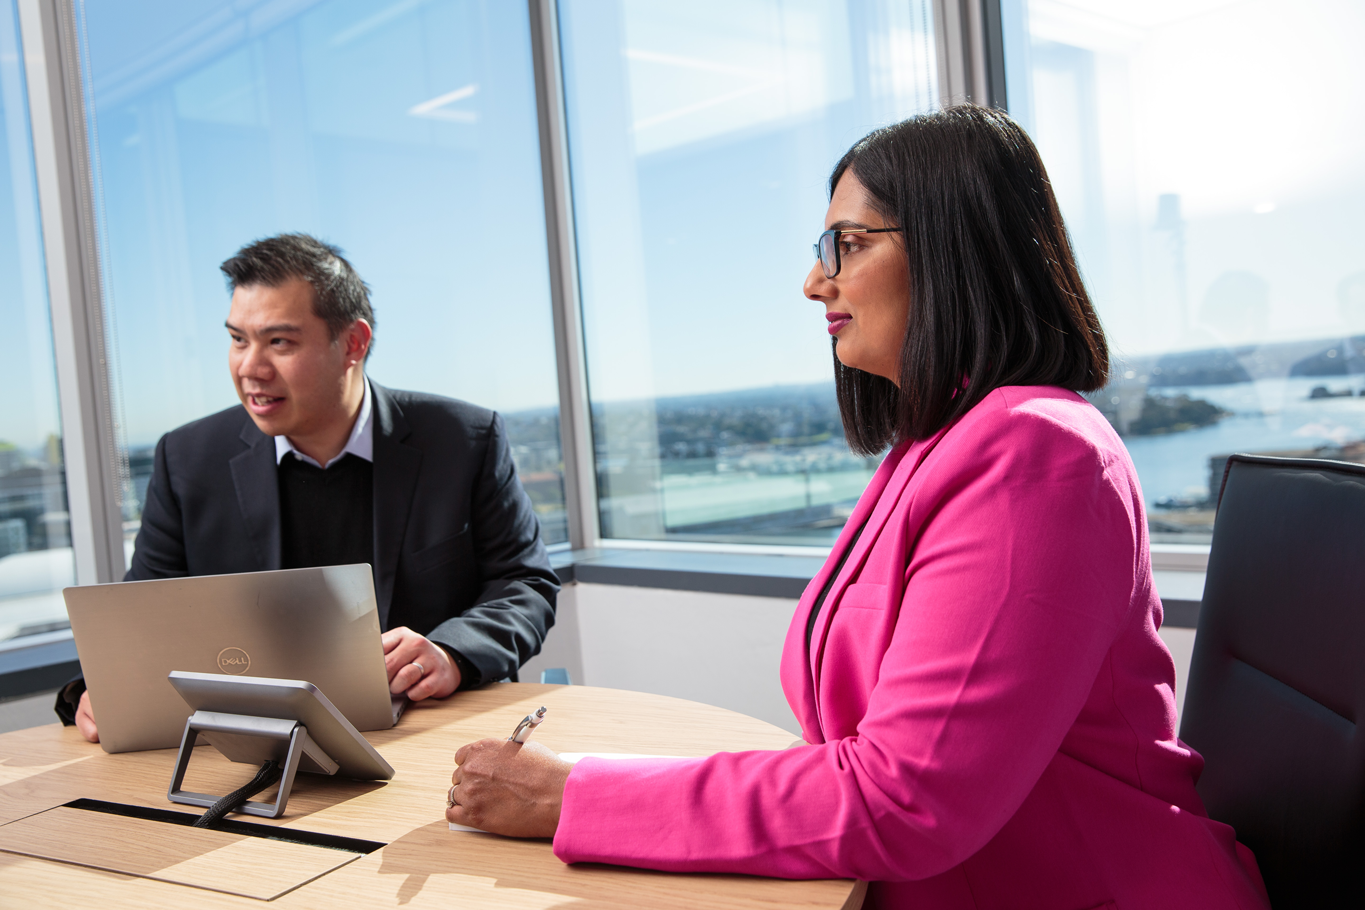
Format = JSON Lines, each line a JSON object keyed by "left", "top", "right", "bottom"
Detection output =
{"left": 1002, "top": 0, "right": 1365, "bottom": 544}
{"left": 560, "top": 0, "right": 938, "bottom": 544}
{"left": 77, "top": 0, "right": 566, "bottom": 548}
{"left": 0, "top": 0, "right": 73, "bottom": 643}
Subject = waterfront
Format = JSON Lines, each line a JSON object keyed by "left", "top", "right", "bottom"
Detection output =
{"left": 1126, "top": 375, "right": 1365, "bottom": 540}
{"left": 636, "top": 372, "right": 1365, "bottom": 546}
{"left": 7, "top": 368, "right": 1365, "bottom": 639}
{"left": 38, "top": 369, "right": 1365, "bottom": 562}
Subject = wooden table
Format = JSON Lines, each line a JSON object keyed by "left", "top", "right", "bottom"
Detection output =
{"left": 0, "top": 683, "right": 864, "bottom": 908}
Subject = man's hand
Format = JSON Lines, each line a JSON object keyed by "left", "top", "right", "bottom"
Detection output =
{"left": 446, "top": 739, "right": 571, "bottom": 837}
{"left": 75, "top": 690, "right": 99, "bottom": 742}
{"left": 381, "top": 626, "right": 461, "bottom": 700}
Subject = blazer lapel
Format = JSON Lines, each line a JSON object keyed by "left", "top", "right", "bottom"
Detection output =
{"left": 229, "top": 416, "right": 282, "bottom": 571}
{"left": 806, "top": 425, "right": 955, "bottom": 728}
{"left": 783, "top": 439, "right": 914, "bottom": 739}
{"left": 370, "top": 383, "right": 422, "bottom": 627}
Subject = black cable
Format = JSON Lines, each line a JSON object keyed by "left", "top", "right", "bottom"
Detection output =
{"left": 193, "top": 760, "right": 284, "bottom": 828}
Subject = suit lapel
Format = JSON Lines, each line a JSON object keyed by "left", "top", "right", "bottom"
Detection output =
{"left": 230, "top": 416, "right": 282, "bottom": 571}
{"left": 806, "top": 425, "right": 955, "bottom": 729}
{"left": 370, "top": 383, "right": 422, "bottom": 627}
{"left": 782, "top": 443, "right": 903, "bottom": 741}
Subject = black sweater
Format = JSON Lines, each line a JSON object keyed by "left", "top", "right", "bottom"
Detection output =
{"left": 278, "top": 452, "right": 374, "bottom": 571}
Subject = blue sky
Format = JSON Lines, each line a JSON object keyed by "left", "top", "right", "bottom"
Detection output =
{"left": 4, "top": 0, "right": 1363, "bottom": 454}
{"left": 0, "top": 0, "right": 62, "bottom": 453}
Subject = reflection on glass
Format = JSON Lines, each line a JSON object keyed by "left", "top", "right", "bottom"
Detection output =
{"left": 0, "top": 0, "right": 73, "bottom": 642}
{"left": 78, "top": 0, "right": 567, "bottom": 548}
{"left": 1003, "top": 0, "right": 1365, "bottom": 543}
{"left": 560, "top": 0, "right": 937, "bottom": 544}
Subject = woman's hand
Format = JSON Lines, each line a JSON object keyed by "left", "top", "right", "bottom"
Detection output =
{"left": 447, "top": 738, "right": 573, "bottom": 837}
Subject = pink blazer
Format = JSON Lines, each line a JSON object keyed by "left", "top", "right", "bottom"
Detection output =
{"left": 555, "top": 387, "right": 1270, "bottom": 910}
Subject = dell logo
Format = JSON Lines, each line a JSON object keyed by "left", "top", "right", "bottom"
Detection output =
{"left": 216, "top": 647, "right": 251, "bottom": 675}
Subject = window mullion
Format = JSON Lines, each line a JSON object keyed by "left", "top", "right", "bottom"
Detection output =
{"left": 17, "top": 0, "right": 123, "bottom": 585}
{"left": 529, "top": 0, "right": 599, "bottom": 551}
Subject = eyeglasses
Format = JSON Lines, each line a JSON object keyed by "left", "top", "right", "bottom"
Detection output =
{"left": 813, "top": 227, "right": 902, "bottom": 279}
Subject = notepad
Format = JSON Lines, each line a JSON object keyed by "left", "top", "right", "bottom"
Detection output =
{"left": 448, "top": 753, "right": 684, "bottom": 833}
{"left": 556, "top": 753, "right": 680, "bottom": 764}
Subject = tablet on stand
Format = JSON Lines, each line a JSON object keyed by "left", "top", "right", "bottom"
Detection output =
{"left": 166, "top": 671, "right": 394, "bottom": 819}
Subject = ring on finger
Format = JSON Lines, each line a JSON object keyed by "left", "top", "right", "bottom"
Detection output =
{"left": 411, "top": 661, "right": 425, "bottom": 677}
{"left": 447, "top": 784, "right": 458, "bottom": 808}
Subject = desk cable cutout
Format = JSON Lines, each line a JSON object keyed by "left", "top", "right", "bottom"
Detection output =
{"left": 193, "top": 760, "right": 283, "bottom": 828}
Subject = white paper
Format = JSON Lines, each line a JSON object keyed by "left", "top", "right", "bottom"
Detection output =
{"left": 557, "top": 752, "right": 683, "bottom": 764}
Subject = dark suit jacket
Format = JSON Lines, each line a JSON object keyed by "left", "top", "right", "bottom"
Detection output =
{"left": 125, "top": 381, "right": 558, "bottom": 684}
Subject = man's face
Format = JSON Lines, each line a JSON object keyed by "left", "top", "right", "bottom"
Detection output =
{"left": 226, "top": 278, "right": 360, "bottom": 441}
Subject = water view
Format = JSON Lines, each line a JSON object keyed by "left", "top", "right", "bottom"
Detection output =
{"left": 14, "top": 336, "right": 1364, "bottom": 603}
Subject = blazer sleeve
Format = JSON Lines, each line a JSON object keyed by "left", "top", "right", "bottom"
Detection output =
{"left": 423, "top": 412, "right": 558, "bottom": 684}
{"left": 553, "top": 407, "right": 1141, "bottom": 881}
{"left": 125, "top": 435, "right": 189, "bottom": 581}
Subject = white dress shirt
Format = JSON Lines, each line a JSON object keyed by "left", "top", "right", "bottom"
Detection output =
{"left": 274, "top": 377, "right": 374, "bottom": 469}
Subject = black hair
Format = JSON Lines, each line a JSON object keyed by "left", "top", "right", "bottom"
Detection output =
{"left": 220, "top": 233, "right": 375, "bottom": 357}
{"left": 829, "top": 104, "right": 1109, "bottom": 453}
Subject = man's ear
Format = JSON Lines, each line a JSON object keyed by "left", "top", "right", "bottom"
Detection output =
{"left": 344, "top": 319, "right": 373, "bottom": 365}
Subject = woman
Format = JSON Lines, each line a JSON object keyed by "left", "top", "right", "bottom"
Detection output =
{"left": 445, "top": 106, "right": 1270, "bottom": 910}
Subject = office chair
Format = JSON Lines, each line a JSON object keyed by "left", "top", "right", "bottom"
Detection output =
{"left": 1179, "top": 454, "right": 1365, "bottom": 909}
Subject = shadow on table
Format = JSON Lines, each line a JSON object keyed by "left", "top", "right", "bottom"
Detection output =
{"left": 378, "top": 820, "right": 839, "bottom": 909}
{"left": 379, "top": 821, "right": 558, "bottom": 905}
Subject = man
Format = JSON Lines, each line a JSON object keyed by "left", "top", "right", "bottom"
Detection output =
{"left": 57, "top": 233, "right": 558, "bottom": 740}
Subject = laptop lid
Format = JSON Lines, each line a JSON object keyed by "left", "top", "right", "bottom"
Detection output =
{"left": 64, "top": 564, "right": 396, "bottom": 754}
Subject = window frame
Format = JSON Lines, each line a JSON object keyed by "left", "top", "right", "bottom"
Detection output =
{"left": 1, "top": 0, "right": 1205, "bottom": 698}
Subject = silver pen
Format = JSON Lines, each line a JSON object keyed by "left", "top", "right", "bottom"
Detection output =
{"left": 508, "top": 706, "right": 547, "bottom": 743}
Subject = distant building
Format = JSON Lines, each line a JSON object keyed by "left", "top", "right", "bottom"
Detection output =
{"left": 0, "top": 445, "right": 22, "bottom": 475}
{"left": 0, "top": 463, "right": 68, "bottom": 551}
{"left": 0, "top": 518, "right": 26, "bottom": 558}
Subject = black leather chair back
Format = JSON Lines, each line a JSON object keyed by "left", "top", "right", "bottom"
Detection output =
{"left": 1180, "top": 454, "right": 1365, "bottom": 909}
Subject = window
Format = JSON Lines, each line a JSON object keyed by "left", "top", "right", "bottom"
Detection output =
{"left": 559, "top": 0, "right": 938, "bottom": 544}
{"left": 77, "top": 0, "right": 568, "bottom": 549}
{"left": 1003, "top": 0, "right": 1365, "bottom": 543}
{"left": 0, "top": 0, "right": 72, "bottom": 643}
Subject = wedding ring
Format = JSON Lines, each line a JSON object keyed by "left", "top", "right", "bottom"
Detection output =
{"left": 411, "top": 661, "right": 425, "bottom": 676}
{"left": 447, "top": 785, "right": 458, "bottom": 808}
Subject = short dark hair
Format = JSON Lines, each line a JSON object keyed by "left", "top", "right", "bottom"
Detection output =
{"left": 829, "top": 104, "right": 1109, "bottom": 454}
{"left": 220, "top": 233, "right": 375, "bottom": 357}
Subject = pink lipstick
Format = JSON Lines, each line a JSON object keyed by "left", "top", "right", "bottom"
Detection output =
{"left": 826, "top": 312, "right": 852, "bottom": 335}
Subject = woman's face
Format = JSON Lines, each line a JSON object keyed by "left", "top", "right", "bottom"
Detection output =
{"left": 803, "top": 170, "right": 910, "bottom": 385}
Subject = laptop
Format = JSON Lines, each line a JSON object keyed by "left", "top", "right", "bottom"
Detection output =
{"left": 64, "top": 564, "right": 405, "bottom": 754}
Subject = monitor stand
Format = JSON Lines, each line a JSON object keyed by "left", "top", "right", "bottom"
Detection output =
{"left": 167, "top": 711, "right": 339, "bottom": 819}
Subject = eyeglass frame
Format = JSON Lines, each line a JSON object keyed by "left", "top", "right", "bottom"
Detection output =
{"left": 813, "top": 227, "right": 903, "bottom": 279}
